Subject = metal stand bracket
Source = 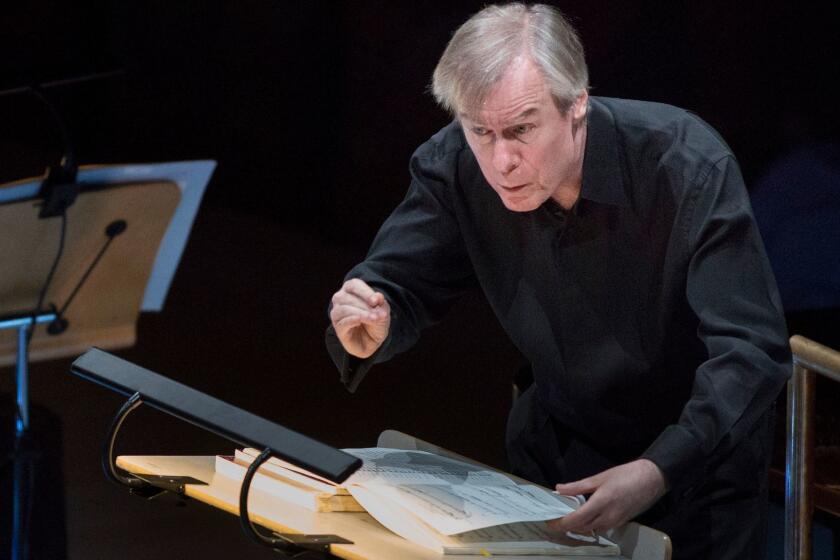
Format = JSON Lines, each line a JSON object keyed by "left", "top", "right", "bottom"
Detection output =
{"left": 131, "top": 474, "right": 208, "bottom": 499}
{"left": 102, "top": 392, "right": 207, "bottom": 499}
{"left": 271, "top": 533, "right": 354, "bottom": 553}
{"left": 239, "top": 448, "right": 353, "bottom": 557}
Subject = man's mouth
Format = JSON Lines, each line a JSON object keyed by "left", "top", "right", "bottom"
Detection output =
{"left": 501, "top": 183, "right": 528, "bottom": 192}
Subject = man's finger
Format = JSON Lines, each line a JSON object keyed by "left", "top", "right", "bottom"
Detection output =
{"left": 548, "top": 514, "right": 594, "bottom": 534}
{"left": 573, "top": 512, "right": 608, "bottom": 535}
{"left": 331, "top": 295, "right": 376, "bottom": 318}
{"left": 333, "top": 314, "right": 363, "bottom": 332}
{"left": 342, "top": 278, "right": 383, "bottom": 306}
{"left": 332, "top": 287, "right": 379, "bottom": 310}
{"left": 330, "top": 302, "right": 370, "bottom": 323}
{"left": 331, "top": 304, "right": 388, "bottom": 325}
{"left": 555, "top": 478, "right": 599, "bottom": 497}
{"left": 550, "top": 499, "right": 601, "bottom": 532}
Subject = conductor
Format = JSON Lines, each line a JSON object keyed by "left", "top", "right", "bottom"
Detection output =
{"left": 327, "top": 4, "right": 791, "bottom": 558}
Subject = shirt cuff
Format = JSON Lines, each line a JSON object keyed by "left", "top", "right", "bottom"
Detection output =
{"left": 640, "top": 424, "right": 707, "bottom": 498}
{"left": 325, "top": 325, "right": 384, "bottom": 393}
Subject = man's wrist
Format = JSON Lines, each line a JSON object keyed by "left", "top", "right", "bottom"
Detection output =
{"left": 637, "top": 458, "right": 668, "bottom": 495}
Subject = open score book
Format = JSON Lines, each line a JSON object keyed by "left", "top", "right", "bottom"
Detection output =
{"left": 215, "top": 447, "right": 619, "bottom": 556}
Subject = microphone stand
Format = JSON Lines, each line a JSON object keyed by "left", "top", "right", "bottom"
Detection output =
{"left": 0, "top": 312, "right": 55, "bottom": 560}
{"left": 0, "top": 68, "right": 123, "bottom": 560}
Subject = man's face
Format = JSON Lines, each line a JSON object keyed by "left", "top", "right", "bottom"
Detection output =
{"left": 460, "top": 56, "right": 588, "bottom": 212}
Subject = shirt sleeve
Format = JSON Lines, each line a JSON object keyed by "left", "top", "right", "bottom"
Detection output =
{"left": 325, "top": 147, "right": 476, "bottom": 392}
{"left": 640, "top": 155, "right": 792, "bottom": 493}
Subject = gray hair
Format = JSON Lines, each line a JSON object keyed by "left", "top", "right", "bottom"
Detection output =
{"left": 431, "top": 3, "right": 588, "bottom": 116}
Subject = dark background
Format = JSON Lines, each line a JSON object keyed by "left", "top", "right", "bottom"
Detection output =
{"left": 1, "top": 1, "right": 838, "bottom": 559}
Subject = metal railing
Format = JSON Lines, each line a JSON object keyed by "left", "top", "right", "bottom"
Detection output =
{"left": 785, "top": 335, "right": 840, "bottom": 560}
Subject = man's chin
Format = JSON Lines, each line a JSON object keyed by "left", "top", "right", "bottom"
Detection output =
{"left": 501, "top": 195, "right": 542, "bottom": 213}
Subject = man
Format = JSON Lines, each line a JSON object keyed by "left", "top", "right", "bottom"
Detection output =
{"left": 326, "top": 4, "right": 791, "bottom": 558}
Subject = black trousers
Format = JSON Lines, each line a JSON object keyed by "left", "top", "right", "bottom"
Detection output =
{"left": 506, "top": 386, "right": 772, "bottom": 560}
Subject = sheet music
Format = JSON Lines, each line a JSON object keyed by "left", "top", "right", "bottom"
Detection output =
{"left": 343, "top": 448, "right": 577, "bottom": 535}
{"left": 343, "top": 447, "right": 512, "bottom": 486}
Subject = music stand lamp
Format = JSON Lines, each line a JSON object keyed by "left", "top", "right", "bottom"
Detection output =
{"left": 70, "top": 347, "right": 362, "bottom": 556}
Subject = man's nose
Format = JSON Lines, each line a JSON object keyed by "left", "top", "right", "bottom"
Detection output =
{"left": 492, "top": 139, "right": 519, "bottom": 174}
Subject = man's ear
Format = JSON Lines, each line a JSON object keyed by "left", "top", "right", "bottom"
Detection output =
{"left": 572, "top": 90, "right": 589, "bottom": 122}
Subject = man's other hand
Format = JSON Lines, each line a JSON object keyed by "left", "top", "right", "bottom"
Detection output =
{"left": 330, "top": 278, "right": 391, "bottom": 359}
{"left": 548, "top": 458, "right": 667, "bottom": 534}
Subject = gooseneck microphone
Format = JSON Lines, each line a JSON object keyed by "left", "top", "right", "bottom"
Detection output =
{"left": 47, "top": 219, "right": 128, "bottom": 335}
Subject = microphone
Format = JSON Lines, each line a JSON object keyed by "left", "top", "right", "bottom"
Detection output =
{"left": 47, "top": 219, "right": 128, "bottom": 336}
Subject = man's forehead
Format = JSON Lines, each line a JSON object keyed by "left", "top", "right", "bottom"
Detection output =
{"left": 458, "top": 58, "right": 552, "bottom": 124}
{"left": 459, "top": 106, "right": 540, "bottom": 125}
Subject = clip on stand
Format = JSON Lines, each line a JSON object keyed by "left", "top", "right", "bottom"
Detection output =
{"left": 102, "top": 391, "right": 206, "bottom": 499}
{"left": 238, "top": 448, "right": 353, "bottom": 557}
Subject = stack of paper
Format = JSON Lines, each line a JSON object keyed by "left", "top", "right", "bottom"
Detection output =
{"left": 216, "top": 447, "right": 619, "bottom": 556}
{"left": 214, "top": 449, "right": 364, "bottom": 512}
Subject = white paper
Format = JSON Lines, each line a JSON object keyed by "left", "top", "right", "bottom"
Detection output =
{"left": 343, "top": 447, "right": 512, "bottom": 486}
{"left": 450, "top": 520, "right": 614, "bottom": 548}
{"left": 342, "top": 448, "right": 577, "bottom": 536}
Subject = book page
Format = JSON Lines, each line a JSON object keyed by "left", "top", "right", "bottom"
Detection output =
{"left": 342, "top": 448, "right": 577, "bottom": 535}
{"left": 451, "top": 521, "right": 617, "bottom": 551}
{"left": 347, "top": 485, "right": 448, "bottom": 552}
{"left": 350, "top": 486, "right": 617, "bottom": 556}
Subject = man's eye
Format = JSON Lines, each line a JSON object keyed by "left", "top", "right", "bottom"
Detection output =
{"left": 513, "top": 124, "right": 534, "bottom": 135}
{"left": 471, "top": 127, "right": 494, "bottom": 145}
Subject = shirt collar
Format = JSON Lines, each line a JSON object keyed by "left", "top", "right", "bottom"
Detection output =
{"left": 579, "top": 97, "right": 629, "bottom": 207}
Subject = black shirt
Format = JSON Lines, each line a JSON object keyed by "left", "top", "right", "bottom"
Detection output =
{"left": 327, "top": 96, "right": 791, "bottom": 492}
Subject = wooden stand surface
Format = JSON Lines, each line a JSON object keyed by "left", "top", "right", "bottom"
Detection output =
{"left": 117, "top": 430, "right": 671, "bottom": 560}
{"left": 0, "top": 181, "right": 180, "bottom": 366}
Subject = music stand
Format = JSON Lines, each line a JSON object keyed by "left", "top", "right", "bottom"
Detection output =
{"left": 0, "top": 160, "right": 213, "bottom": 560}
